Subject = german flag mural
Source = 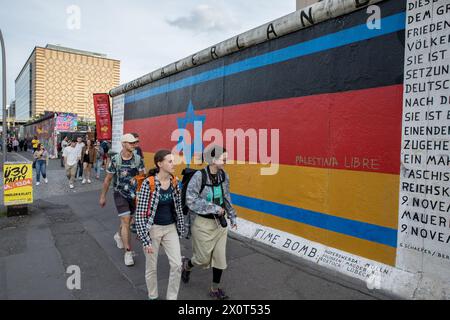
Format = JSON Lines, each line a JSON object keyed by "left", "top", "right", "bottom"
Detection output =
{"left": 115, "top": 0, "right": 407, "bottom": 268}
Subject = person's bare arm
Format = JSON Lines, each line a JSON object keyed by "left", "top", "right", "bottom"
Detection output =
{"left": 99, "top": 173, "right": 114, "bottom": 207}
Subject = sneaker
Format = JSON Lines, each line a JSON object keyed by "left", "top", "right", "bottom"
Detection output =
{"left": 114, "top": 232, "right": 124, "bottom": 249}
{"left": 181, "top": 257, "right": 191, "bottom": 283}
{"left": 209, "top": 288, "right": 229, "bottom": 300}
{"left": 96, "top": 175, "right": 100, "bottom": 179}
{"left": 69, "top": 184, "right": 74, "bottom": 189}
{"left": 124, "top": 251, "right": 135, "bottom": 266}
{"left": 36, "top": 182, "right": 40, "bottom": 186}
{"left": 44, "top": 178, "right": 48, "bottom": 184}
{"left": 82, "top": 179, "right": 86, "bottom": 184}
{"left": 87, "top": 179, "right": 92, "bottom": 184}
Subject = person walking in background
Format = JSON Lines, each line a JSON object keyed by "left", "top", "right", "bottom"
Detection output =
{"left": 82, "top": 139, "right": 96, "bottom": 184}
{"left": 63, "top": 140, "right": 80, "bottom": 189}
{"left": 135, "top": 150, "right": 185, "bottom": 300}
{"left": 7, "top": 138, "right": 12, "bottom": 152}
{"left": 19, "top": 139, "right": 24, "bottom": 152}
{"left": 60, "top": 136, "right": 69, "bottom": 167}
{"left": 33, "top": 143, "right": 49, "bottom": 186}
{"left": 12, "top": 138, "right": 19, "bottom": 152}
{"left": 75, "top": 136, "right": 85, "bottom": 181}
{"left": 99, "top": 134, "right": 145, "bottom": 267}
{"left": 181, "top": 145, "right": 238, "bottom": 300}
{"left": 94, "top": 141, "right": 104, "bottom": 179}
{"left": 32, "top": 136, "right": 40, "bottom": 153}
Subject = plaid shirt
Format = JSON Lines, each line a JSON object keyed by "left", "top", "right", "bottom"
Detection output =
{"left": 135, "top": 175, "right": 185, "bottom": 247}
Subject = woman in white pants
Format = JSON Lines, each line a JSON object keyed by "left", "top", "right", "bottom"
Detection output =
{"left": 135, "top": 150, "right": 185, "bottom": 300}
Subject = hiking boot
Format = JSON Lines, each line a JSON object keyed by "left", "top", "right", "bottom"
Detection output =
{"left": 114, "top": 232, "right": 124, "bottom": 249}
{"left": 209, "top": 288, "right": 229, "bottom": 300}
{"left": 181, "top": 257, "right": 191, "bottom": 283}
{"left": 124, "top": 251, "right": 135, "bottom": 267}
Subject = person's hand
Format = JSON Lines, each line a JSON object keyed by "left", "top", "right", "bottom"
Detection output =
{"left": 99, "top": 195, "right": 106, "bottom": 208}
{"left": 144, "top": 245, "right": 154, "bottom": 254}
{"left": 217, "top": 208, "right": 225, "bottom": 216}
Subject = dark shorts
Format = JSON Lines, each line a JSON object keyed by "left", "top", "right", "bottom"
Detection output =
{"left": 83, "top": 154, "right": 93, "bottom": 164}
{"left": 113, "top": 192, "right": 136, "bottom": 217}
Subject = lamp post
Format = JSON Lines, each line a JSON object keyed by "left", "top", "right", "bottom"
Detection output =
{"left": 1, "top": 29, "right": 6, "bottom": 164}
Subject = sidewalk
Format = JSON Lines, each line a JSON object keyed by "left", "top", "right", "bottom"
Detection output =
{"left": 0, "top": 154, "right": 395, "bottom": 300}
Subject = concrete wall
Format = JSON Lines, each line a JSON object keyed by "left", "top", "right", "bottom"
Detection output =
{"left": 111, "top": 0, "right": 450, "bottom": 298}
{"left": 296, "top": 0, "right": 320, "bottom": 11}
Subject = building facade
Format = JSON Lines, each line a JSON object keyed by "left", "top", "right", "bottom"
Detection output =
{"left": 15, "top": 45, "right": 120, "bottom": 122}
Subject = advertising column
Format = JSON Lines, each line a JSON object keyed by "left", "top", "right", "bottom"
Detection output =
{"left": 397, "top": 0, "right": 450, "bottom": 281}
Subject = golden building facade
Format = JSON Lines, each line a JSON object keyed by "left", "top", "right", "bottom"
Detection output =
{"left": 15, "top": 45, "right": 120, "bottom": 122}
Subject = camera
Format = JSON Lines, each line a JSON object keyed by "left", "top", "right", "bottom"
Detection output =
{"left": 213, "top": 191, "right": 227, "bottom": 228}
{"left": 216, "top": 214, "right": 228, "bottom": 228}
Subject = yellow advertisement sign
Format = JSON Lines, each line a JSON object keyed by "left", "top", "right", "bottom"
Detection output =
{"left": 3, "top": 163, "right": 33, "bottom": 206}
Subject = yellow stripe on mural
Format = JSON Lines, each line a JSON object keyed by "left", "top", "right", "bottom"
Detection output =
{"left": 227, "top": 163, "right": 399, "bottom": 229}
{"left": 237, "top": 206, "right": 396, "bottom": 266}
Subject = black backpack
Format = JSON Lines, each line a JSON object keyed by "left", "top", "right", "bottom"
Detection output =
{"left": 181, "top": 167, "right": 225, "bottom": 215}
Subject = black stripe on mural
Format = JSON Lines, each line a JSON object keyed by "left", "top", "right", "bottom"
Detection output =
{"left": 124, "top": 29, "right": 405, "bottom": 121}
{"left": 129, "top": 0, "right": 405, "bottom": 85}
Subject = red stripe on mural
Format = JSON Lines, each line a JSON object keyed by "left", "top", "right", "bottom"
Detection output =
{"left": 124, "top": 85, "right": 402, "bottom": 174}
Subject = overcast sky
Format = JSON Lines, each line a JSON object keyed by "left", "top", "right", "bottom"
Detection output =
{"left": 0, "top": 0, "right": 295, "bottom": 112}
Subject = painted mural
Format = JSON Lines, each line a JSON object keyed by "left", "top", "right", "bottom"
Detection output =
{"left": 24, "top": 116, "right": 57, "bottom": 158}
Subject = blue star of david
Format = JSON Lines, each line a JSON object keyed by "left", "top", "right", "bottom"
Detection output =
{"left": 176, "top": 101, "right": 206, "bottom": 166}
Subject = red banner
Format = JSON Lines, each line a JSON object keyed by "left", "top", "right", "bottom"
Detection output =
{"left": 93, "top": 93, "right": 112, "bottom": 141}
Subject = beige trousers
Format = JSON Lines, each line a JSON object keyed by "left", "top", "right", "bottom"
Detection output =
{"left": 143, "top": 224, "right": 182, "bottom": 300}
{"left": 65, "top": 164, "right": 77, "bottom": 184}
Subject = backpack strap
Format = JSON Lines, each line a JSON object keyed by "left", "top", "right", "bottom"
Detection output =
{"left": 115, "top": 153, "right": 122, "bottom": 169}
{"left": 199, "top": 168, "right": 208, "bottom": 195}
{"left": 133, "top": 154, "right": 141, "bottom": 169}
{"left": 112, "top": 154, "right": 121, "bottom": 189}
{"left": 171, "top": 176, "right": 179, "bottom": 190}
{"left": 219, "top": 169, "right": 226, "bottom": 183}
{"left": 148, "top": 175, "right": 156, "bottom": 193}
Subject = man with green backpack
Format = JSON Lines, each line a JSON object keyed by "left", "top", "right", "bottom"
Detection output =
{"left": 99, "top": 134, "right": 145, "bottom": 266}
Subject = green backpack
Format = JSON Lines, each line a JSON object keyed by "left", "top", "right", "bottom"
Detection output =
{"left": 112, "top": 153, "right": 142, "bottom": 190}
